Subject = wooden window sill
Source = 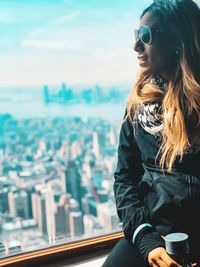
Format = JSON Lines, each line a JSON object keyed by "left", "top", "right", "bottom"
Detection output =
{"left": 0, "top": 231, "right": 124, "bottom": 267}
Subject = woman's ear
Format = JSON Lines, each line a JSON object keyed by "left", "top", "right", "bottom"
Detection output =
{"left": 164, "top": 36, "right": 180, "bottom": 55}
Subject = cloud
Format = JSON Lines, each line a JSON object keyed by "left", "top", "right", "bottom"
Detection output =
{"left": 53, "top": 11, "right": 81, "bottom": 25}
{"left": 25, "top": 10, "right": 81, "bottom": 39}
{"left": 21, "top": 39, "right": 81, "bottom": 50}
{"left": 26, "top": 29, "right": 42, "bottom": 38}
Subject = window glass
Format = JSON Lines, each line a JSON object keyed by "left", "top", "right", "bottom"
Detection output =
{"left": 0, "top": 0, "right": 151, "bottom": 257}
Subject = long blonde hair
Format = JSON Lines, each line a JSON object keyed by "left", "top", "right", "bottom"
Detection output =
{"left": 125, "top": 0, "right": 200, "bottom": 173}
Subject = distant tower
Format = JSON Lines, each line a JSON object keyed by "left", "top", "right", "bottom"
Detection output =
{"left": 45, "top": 180, "right": 61, "bottom": 242}
{"left": 64, "top": 161, "right": 82, "bottom": 210}
{"left": 54, "top": 203, "right": 70, "bottom": 238}
{"left": 97, "top": 202, "right": 119, "bottom": 231}
{"left": 60, "top": 83, "right": 73, "bottom": 102}
{"left": 45, "top": 180, "right": 70, "bottom": 243}
{"left": 92, "top": 132, "right": 100, "bottom": 159}
{"left": 31, "top": 189, "right": 47, "bottom": 236}
{"left": 8, "top": 189, "right": 30, "bottom": 219}
{"left": 60, "top": 83, "right": 67, "bottom": 101}
{"left": 0, "top": 188, "right": 9, "bottom": 213}
{"left": 94, "top": 84, "right": 104, "bottom": 102}
{"left": 69, "top": 211, "right": 84, "bottom": 239}
{"left": 43, "top": 85, "right": 50, "bottom": 104}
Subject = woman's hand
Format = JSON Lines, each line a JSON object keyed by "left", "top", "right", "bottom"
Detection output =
{"left": 148, "top": 247, "right": 198, "bottom": 267}
{"left": 147, "top": 247, "right": 182, "bottom": 267}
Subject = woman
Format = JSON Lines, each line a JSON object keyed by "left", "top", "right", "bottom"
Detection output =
{"left": 102, "top": 0, "right": 200, "bottom": 266}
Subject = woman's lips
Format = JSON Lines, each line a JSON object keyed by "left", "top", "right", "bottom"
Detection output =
{"left": 137, "top": 56, "right": 147, "bottom": 64}
{"left": 137, "top": 56, "right": 147, "bottom": 60}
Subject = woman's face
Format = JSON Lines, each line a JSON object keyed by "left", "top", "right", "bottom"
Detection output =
{"left": 133, "top": 11, "right": 177, "bottom": 79}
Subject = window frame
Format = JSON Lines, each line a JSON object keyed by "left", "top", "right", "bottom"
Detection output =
{"left": 0, "top": 231, "right": 124, "bottom": 267}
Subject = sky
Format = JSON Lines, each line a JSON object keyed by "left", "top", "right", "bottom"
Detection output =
{"left": 0, "top": 0, "right": 153, "bottom": 87}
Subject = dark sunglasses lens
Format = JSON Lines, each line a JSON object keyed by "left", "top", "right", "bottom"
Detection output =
{"left": 140, "top": 27, "right": 151, "bottom": 44}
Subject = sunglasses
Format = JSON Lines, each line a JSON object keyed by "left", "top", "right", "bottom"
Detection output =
{"left": 134, "top": 25, "right": 164, "bottom": 45}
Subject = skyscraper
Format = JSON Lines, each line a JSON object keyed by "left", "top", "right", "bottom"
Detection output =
{"left": 8, "top": 189, "right": 29, "bottom": 219}
{"left": 31, "top": 189, "right": 47, "bottom": 236}
{"left": 69, "top": 211, "right": 84, "bottom": 239}
{"left": 64, "top": 161, "right": 82, "bottom": 210}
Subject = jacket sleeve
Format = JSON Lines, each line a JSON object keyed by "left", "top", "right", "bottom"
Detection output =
{"left": 113, "top": 109, "right": 165, "bottom": 262}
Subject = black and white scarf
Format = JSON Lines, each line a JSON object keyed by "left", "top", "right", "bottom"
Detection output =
{"left": 135, "top": 73, "right": 200, "bottom": 154}
{"left": 136, "top": 73, "right": 167, "bottom": 140}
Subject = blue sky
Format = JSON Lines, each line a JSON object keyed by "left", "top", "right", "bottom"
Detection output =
{"left": 0, "top": 0, "right": 152, "bottom": 87}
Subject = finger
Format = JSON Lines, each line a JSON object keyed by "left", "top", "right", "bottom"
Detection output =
{"left": 155, "top": 259, "right": 169, "bottom": 267}
{"left": 149, "top": 257, "right": 170, "bottom": 267}
{"left": 161, "top": 253, "right": 182, "bottom": 267}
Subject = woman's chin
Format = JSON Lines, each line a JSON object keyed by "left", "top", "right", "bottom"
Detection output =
{"left": 138, "top": 60, "right": 148, "bottom": 66}
{"left": 138, "top": 60, "right": 150, "bottom": 70}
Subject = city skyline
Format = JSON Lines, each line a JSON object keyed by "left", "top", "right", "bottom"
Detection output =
{"left": 0, "top": 0, "right": 151, "bottom": 87}
{"left": 0, "top": 113, "right": 121, "bottom": 256}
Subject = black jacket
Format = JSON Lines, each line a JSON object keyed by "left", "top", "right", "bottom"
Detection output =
{"left": 113, "top": 108, "right": 200, "bottom": 263}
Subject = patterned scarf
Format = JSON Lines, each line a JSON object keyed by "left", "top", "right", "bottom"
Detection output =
{"left": 136, "top": 73, "right": 167, "bottom": 140}
{"left": 135, "top": 73, "right": 200, "bottom": 154}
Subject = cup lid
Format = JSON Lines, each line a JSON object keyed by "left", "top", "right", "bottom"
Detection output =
{"left": 164, "top": 232, "right": 190, "bottom": 255}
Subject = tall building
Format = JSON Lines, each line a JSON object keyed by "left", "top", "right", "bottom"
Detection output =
{"left": 92, "top": 131, "right": 100, "bottom": 159}
{"left": 82, "top": 194, "right": 97, "bottom": 217}
{"left": 31, "top": 193, "right": 39, "bottom": 223}
{"left": 69, "top": 211, "right": 84, "bottom": 239}
{"left": 0, "top": 188, "right": 9, "bottom": 213}
{"left": 31, "top": 189, "right": 47, "bottom": 236}
{"left": 97, "top": 202, "right": 119, "bottom": 231}
{"left": 38, "top": 194, "right": 47, "bottom": 236}
{"left": 83, "top": 214, "right": 93, "bottom": 236}
{"left": 45, "top": 180, "right": 70, "bottom": 243}
{"left": 64, "top": 161, "right": 82, "bottom": 210}
{"left": 70, "top": 140, "right": 82, "bottom": 160}
{"left": 54, "top": 203, "right": 70, "bottom": 238}
{"left": 25, "top": 187, "right": 34, "bottom": 219}
{"left": 43, "top": 85, "right": 50, "bottom": 104}
{"left": 8, "top": 189, "right": 30, "bottom": 219}
{"left": 95, "top": 127, "right": 107, "bottom": 156}
{"left": 45, "top": 180, "right": 61, "bottom": 242}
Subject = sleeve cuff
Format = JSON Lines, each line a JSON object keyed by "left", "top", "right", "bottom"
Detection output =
{"left": 135, "top": 231, "right": 166, "bottom": 263}
{"left": 132, "top": 223, "right": 153, "bottom": 244}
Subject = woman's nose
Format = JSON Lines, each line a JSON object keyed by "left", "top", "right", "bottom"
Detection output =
{"left": 133, "top": 38, "right": 144, "bottom": 52}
